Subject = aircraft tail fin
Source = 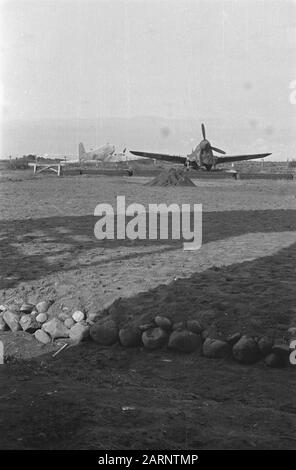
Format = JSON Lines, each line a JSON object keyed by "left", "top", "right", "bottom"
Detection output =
{"left": 79, "top": 143, "right": 86, "bottom": 161}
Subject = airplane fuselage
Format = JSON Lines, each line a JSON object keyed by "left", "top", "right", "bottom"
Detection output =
{"left": 187, "top": 139, "right": 215, "bottom": 171}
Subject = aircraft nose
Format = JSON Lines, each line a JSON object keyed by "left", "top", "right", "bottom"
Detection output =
{"left": 201, "top": 141, "right": 210, "bottom": 150}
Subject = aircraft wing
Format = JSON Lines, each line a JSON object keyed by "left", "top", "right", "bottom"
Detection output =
{"left": 130, "top": 151, "right": 187, "bottom": 164}
{"left": 216, "top": 153, "right": 271, "bottom": 164}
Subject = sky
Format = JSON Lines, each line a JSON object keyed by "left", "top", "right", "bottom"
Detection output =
{"left": 0, "top": 0, "right": 295, "bottom": 158}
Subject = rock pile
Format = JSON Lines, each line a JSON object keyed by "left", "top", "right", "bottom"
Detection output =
{"left": 147, "top": 168, "right": 195, "bottom": 187}
{"left": 0, "top": 302, "right": 94, "bottom": 347}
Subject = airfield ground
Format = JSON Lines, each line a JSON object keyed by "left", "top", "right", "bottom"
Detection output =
{"left": 0, "top": 171, "right": 296, "bottom": 449}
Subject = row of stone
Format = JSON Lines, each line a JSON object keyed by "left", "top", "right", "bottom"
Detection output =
{"left": 89, "top": 316, "right": 293, "bottom": 368}
{"left": 0, "top": 304, "right": 293, "bottom": 367}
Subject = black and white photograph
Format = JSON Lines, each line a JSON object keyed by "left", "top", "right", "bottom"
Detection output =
{"left": 0, "top": 0, "right": 296, "bottom": 456}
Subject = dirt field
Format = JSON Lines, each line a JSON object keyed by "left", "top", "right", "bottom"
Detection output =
{"left": 0, "top": 172, "right": 296, "bottom": 449}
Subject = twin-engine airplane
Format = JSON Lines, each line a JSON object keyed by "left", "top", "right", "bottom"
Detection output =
{"left": 130, "top": 124, "right": 271, "bottom": 171}
{"left": 79, "top": 142, "right": 140, "bottom": 163}
{"left": 79, "top": 142, "right": 117, "bottom": 162}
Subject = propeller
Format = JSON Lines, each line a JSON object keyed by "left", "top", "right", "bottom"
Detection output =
{"left": 210, "top": 146, "right": 226, "bottom": 155}
{"left": 201, "top": 123, "right": 226, "bottom": 154}
{"left": 201, "top": 123, "right": 206, "bottom": 140}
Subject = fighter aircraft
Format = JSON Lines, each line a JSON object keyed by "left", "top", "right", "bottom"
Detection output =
{"left": 130, "top": 123, "right": 271, "bottom": 171}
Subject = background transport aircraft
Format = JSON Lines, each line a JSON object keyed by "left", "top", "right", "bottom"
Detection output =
{"left": 79, "top": 143, "right": 140, "bottom": 163}
{"left": 79, "top": 142, "right": 116, "bottom": 162}
{"left": 130, "top": 123, "right": 271, "bottom": 171}
{"left": 26, "top": 144, "right": 140, "bottom": 165}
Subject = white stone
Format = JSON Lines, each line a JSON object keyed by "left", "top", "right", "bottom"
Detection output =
{"left": 42, "top": 317, "right": 69, "bottom": 339}
{"left": 36, "top": 313, "right": 48, "bottom": 324}
{"left": 34, "top": 329, "right": 51, "bottom": 344}
{"left": 3, "top": 310, "right": 21, "bottom": 332}
{"left": 72, "top": 310, "right": 85, "bottom": 323}
{"left": 36, "top": 301, "right": 51, "bottom": 314}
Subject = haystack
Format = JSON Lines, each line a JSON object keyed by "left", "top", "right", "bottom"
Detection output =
{"left": 147, "top": 168, "right": 195, "bottom": 187}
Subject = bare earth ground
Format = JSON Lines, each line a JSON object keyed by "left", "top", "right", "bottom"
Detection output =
{"left": 0, "top": 172, "right": 296, "bottom": 449}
